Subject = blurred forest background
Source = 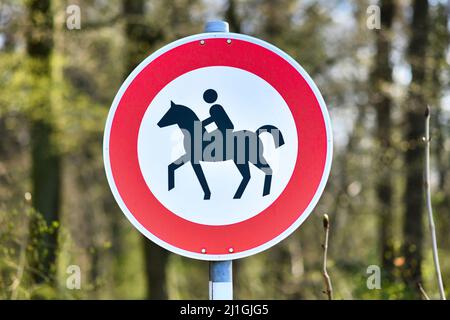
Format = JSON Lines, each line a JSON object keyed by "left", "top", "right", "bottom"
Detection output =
{"left": 0, "top": 0, "right": 449, "bottom": 300}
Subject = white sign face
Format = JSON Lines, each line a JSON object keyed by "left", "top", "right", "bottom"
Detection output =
{"left": 138, "top": 66, "right": 298, "bottom": 225}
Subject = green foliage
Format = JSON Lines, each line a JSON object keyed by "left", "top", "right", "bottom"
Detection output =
{"left": 0, "top": 204, "right": 56, "bottom": 299}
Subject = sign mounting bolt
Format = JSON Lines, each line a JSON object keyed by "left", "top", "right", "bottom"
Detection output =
{"left": 227, "top": 39, "right": 232, "bottom": 44}
{"left": 200, "top": 40, "right": 205, "bottom": 45}
{"left": 228, "top": 248, "right": 234, "bottom": 253}
{"left": 201, "top": 248, "right": 206, "bottom": 254}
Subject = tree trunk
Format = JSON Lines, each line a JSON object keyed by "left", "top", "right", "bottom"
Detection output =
{"left": 429, "top": 3, "right": 449, "bottom": 191}
{"left": 143, "top": 240, "right": 169, "bottom": 299}
{"left": 26, "top": 0, "right": 61, "bottom": 285}
{"left": 225, "top": 0, "right": 242, "bottom": 33}
{"left": 371, "top": 0, "right": 396, "bottom": 281}
{"left": 122, "top": 0, "right": 169, "bottom": 299}
{"left": 402, "top": 0, "right": 429, "bottom": 297}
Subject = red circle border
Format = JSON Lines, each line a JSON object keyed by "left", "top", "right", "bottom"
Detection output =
{"left": 106, "top": 36, "right": 329, "bottom": 257}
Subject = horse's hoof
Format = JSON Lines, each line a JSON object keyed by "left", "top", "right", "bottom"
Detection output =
{"left": 204, "top": 194, "right": 211, "bottom": 200}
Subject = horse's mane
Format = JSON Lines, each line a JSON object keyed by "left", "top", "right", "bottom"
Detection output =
{"left": 175, "top": 103, "right": 200, "bottom": 121}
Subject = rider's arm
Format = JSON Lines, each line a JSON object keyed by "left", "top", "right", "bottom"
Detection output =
{"left": 202, "top": 116, "right": 214, "bottom": 126}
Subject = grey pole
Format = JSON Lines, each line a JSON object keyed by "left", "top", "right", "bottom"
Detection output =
{"left": 204, "top": 20, "right": 229, "bottom": 33}
{"left": 209, "top": 260, "right": 233, "bottom": 300}
{"left": 204, "top": 20, "right": 233, "bottom": 300}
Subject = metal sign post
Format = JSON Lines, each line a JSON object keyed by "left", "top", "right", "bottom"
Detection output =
{"left": 204, "top": 20, "right": 234, "bottom": 301}
{"left": 209, "top": 260, "right": 233, "bottom": 300}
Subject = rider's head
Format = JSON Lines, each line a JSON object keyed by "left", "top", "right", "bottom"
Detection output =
{"left": 203, "top": 89, "right": 218, "bottom": 104}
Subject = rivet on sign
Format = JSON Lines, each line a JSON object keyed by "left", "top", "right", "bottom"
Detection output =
{"left": 227, "top": 39, "right": 232, "bottom": 44}
{"left": 228, "top": 248, "right": 234, "bottom": 253}
{"left": 201, "top": 248, "right": 206, "bottom": 253}
{"left": 200, "top": 40, "right": 205, "bottom": 45}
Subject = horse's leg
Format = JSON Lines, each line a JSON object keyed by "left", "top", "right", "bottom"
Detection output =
{"left": 191, "top": 163, "right": 211, "bottom": 200}
{"left": 233, "top": 162, "right": 251, "bottom": 199}
{"left": 168, "top": 155, "right": 188, "bottom": 190}
{"left": 254, "top": 158, "right": 273, "bottom": 196}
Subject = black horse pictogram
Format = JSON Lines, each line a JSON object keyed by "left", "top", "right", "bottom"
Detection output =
{"left": 157, "top": 89, "right": 285, "bottom": 200}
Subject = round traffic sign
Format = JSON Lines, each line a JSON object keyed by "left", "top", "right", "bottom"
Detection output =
{"left": 103, "top": 32, "right": 332, "bottom": 260}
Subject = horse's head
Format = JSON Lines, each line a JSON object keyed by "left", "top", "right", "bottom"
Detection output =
{"left": 157, "top": 101, "right": 181, "bottom": 128}
{"left": 157, "top": 100, "right": 199, "bottom": 128}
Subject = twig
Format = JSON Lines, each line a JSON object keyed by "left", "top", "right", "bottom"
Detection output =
{"left": 322, "top": 214, "right": 333, "bottom": 300}
{"left": 418, "top": 282, "right": 430, "bottom": 300}
{"left": 9, "top": 239, "right": 26, "bottom": 300}
{"left": 424, "top": 106, "right": 446, "bottom": 300}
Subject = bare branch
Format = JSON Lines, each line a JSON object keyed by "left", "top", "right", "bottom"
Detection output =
{"left": 9, "top": 238, "right": 27, "bottom": 300}
{"left": 322, "top": 213, "right": 333, "bottom": 300}
{"left": 418, "top": 282, "right": 431, "bottom": 300}
{"left": 424, "top": 106, "right": 446, "bottom": 300}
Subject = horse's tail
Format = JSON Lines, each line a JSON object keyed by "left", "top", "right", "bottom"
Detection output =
{"left": 256, "top": 125, "right": 285, "bottom": 148}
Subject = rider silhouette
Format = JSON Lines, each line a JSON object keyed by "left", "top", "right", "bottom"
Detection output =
{"left": 201, "top": 89, "right": 234, "bottom": 136}
{"left": 157, "top": 90, "right": 285, "bottom": 199}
